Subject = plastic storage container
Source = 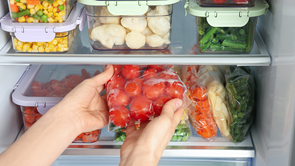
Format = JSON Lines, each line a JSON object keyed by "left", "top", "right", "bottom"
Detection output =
{"left": 78, "top": 0, "right": 180, "bottom": 50}
{"left": 12, "top": 64, "right": 102, "bottom": 143}
{"left": 196, "top": 0, "right": 255, "bottom": 7}
{"left": 185, "top": 0, "right": 269, "bottom": 53}
{"left": 8, "top": 0, "right": 77, "bottom": 23}
{"left": 1, "top": 3, "right": 86, "bottom": 53}
{"left": 196, "top": 17, "right": 257, "bottom": 53}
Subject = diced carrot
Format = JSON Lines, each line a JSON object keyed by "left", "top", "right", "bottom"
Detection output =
{"left": 35, "top": 114, "right": 42, "bottom": 121}
{"left": 91, "top": 130, "right": 100, "bottom": 137}
{"left": 192, "top": 86, "right": 207, "bottom": 101}
{"left": 75, "top": 133, "right": 84, "bottom": 140}
{"left": 24, "top": 114, "right": 35, "bottom": 123}
{"left": 26, "top": 0, "right": 40, "bottom": 5}
{"left": 136, "top": 124, "right": 140, "bottom": 130}
{"left": 82, "top": 135, "right": 94, "bottom": 142}
{"left": 10, "top": 4, "right": 19, "bottom": 13}
{"left": 201, "top": 99, "right": 210, "bottom": 108}
{"left": 201, "top": 108, "right": 209, "bottom": 114}
{"left": 194, "top": 114, "right": 206, "bottom": 121}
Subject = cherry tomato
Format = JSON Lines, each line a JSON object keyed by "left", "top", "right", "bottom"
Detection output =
{"left": 130, "top": 95, "right": 153, "bottom": 122}
{"left": 232, "top": 0, "right": 250, "bottom": 4}
{"left": 153, "top": 95, "right": 172, "bottom": 117}
{"left": 109, "top": 106, "right": 131, "bottom": 128}
{"left": 133, "top": 78, "right": 144, "bottom": 87}
{"left": 139, "top": 65, "right": 148, "bottom": 69}
{"left": 125, "top": 80, "right": 141, "bottom": 98}
{"left": 158, "top": 69, "right": 178, "bottom": 80}
{"left": 106, "top": 75, "right": 126, "bottom": 92}
{"left": 211, "top": 0, "right": 227, "bottom": 4}
{"left": 113, "top": 65, "right": 123, "bottom": 75}
{"left": 108, "top": 89, "right": 130, "bottom": 107}
{"left": 142, "top": 68, "right": 158, "bottom": 80}
{"left": 143, "top": 80, "right": 166, "bottom": 100}
{"left": 122, "top": 65, "right": 140, "bottom": 79}
{"left": 148, "top": 65, "right": 173, "bottom": 72}
{"left": 165, "top": 81, "right": 185, "bottom": 99}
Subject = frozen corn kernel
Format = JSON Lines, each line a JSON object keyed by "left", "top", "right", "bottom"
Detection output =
{"left": 59, "top": 11, "right": 66, "bottom": 16}
{"left": 58, "top": 19, "right": 63, "bottom": 23}
{"left": 47, "top": 12, "right": 53, "bottom": 17}
{"left": 52, "top": 39, "right": 58, "bottom": 45}
{"left": 54, "top": 13, "right": 60, "bottom": 17}
{"left": 33, "top": 19, "right": 39, "bottom": 23}
{"left": 48, "top": 6, "right": 53, "bottom": 12}
{"left": 13, "top": 41, "right": 18, "bottom": 46}
{"left": 23, "top": 43, "right": 30, "bottom": 51}
{"left": 63, "top": 47, "right": 69, "bottom": 51}
{"left": 44, "top": 10, "right": 48, "bottom": 14}
{"left": 48, "top": 17, "right": 54, "bottom": 23}
{"left": 38, "top": 46, "right": 45, "bottom": 52}
{"left": 52, "top": 47, "right": 57, "bottom": 52}
{"left": 17, "top": 41, "right": 24, "bottom": 47}
{"left": 16, "top": 46, "right": 22, "bottom": 51}
{"left": 36, "top": 42, "right": 43, "bottom": 46}
{"left": 45, "top": 47, "right": 51, "bottom": 52}
{"left": 10, "top": 0, "right": 15, "bottom": 5}
{"left": 53, "top": 2, "right": 58, "bottom": 7}
{"left": 42, "top": 1, "right": 49, "bottom": 7}
{"left": 30, "top": 9, "right": 36, "bottom": 15}
{"left": 26, "top": 17, "right": 34, "bottom": 23}
{"left": 13, "top": 38, "right": 18, "bottom": 43}
{"left": 20, "top": 5, "right": 26, "bottom": 10}
{"left": 57, "top": 47, "right": 63, "bottom": 52}
{"left": 16, "top": 3, "right": 23, "bottom": 6}
{"left": 27, "top": 48, "right": 32, "bottom": 52}
{"left": 48, "top": 44, "right": 54, "bottom": 49}
{"left": 27, "top": 5, "right": 34, "bottom": 9}
{"left": 20, "top": 0, "right": 26, "bottom": 3}
{"left": 34, "top": 5, "right": 39, "bottom": 11}
{"left": 32, "top": 44, "right": 38, "bottom": 50}
{"left": 57, "top": 0, "right": 63, "bottom": 5}
{"left": 18, "top": 16, "right": 26, "bottom": 23}
{"left": 53, "top": 8, "right": 57, "bottom": 13}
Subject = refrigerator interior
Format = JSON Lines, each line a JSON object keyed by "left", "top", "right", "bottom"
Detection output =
{"left": 1, "top": 0, "right": 295, "bottom": 165}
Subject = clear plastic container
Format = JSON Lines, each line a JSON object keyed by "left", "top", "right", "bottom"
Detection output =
{"left": 11, "top": 27, "right": 78, "bottom": 53}
{"left": 85, "top": 5, "right": 172, "bottom": 50}
{"left": 8, "top": 0, "right": 77, "bottom": 23}
{"left": 196, "top": 17, "right": 257, "bottom": 54}
{"left": 197, "top": 0, "right": 255, "bottom": 7}
{"left": 12, "top": 65, "right": 102, "bottom": 143}
{"left": 21, "top": 106, "right": 101, "bottom": 143}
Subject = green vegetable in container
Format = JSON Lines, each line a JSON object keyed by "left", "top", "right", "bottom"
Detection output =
{"left": 225, "top": 67, "right": 255, "bottom": 143}
{"left": 222, "top": 40, "right": 247, "bottom": 49}
{"left": 37, "top": 10, "right": 43, "bottom": 16}
{"left": 58, "top": 5, "right": 65, "bottom": 11}
{"left": 12, "top": 9, "right": 30, "bottom": 19}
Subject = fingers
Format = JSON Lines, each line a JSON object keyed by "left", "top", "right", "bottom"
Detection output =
{"left": 161, "top": 99, "right": 183, "bottom": 127}
{"left": 90, "top": 65, "right": 114, "bottom": 89}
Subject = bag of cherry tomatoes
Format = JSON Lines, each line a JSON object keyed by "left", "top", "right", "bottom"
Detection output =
{"left": 106, "top": 65, "right": 190, "bottom": 131}
{"left": 182, "top": 65, "right": 218, "bottom": 141}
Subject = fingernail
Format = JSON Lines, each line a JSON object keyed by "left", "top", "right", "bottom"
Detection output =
{"left": 105, "top": 65, "right": 111, "bottom": 69}
{"left": 175, "top": 100, "right": 183, "bottom": 109}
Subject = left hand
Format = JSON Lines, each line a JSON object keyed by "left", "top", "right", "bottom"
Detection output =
{"left": 51, "top": 65, "right": 114, "bottom": 133}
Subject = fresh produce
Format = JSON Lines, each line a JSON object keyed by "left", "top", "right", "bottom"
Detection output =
{"left": 197, "top": 17, "right": 254, "bottom": 53}
{"left": 198, "top": 65, "right": 232, "bottom": 140}
{"left": 171, "top": 121, "right": 191, "bottom": 141}
{"left": 107, "top": 65, "right": 188, "bottom": 131}
{"left": 182, "top": 65, "right": 218, "bottom": 141}
{"left": 12, "top": 29, "right": 76, "bottom": 52}
{"left": 225, "top": 67, "right": 255, "bottom": 143}
{"left": 89, "top": 6, "right": 171, "bottom": 49}
{"left": 8, "top": 0, "right": 75, "bottom": 23}
{"left": 211, "top": 0, "right": 227, "bottom": 4}
{"left": 198, "top": 0, "right": 252, "bottom": 6}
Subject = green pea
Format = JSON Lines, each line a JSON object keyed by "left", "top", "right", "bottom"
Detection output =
{"left": 15, "top": 0, "right": 20, "bottom": 2}
{"left": 41, "top": 14, "right": 48, "bottom": 22}
{"left": 33, "top": 14, "right": 40, "bottom": 20}
{"left": 58, "top": 5, "right": 65, "bottom": 11}
{"left": 37, "top": 10, "right": 43, "bottom": 16}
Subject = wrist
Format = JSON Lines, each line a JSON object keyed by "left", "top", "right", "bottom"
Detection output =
{"left": 126, "top": 145, "right": 161, "bottom": 166}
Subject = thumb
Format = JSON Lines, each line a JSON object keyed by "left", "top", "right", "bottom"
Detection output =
{"left": 90, "top": 65, "right": 114, "bottom": 88}
{"left": 160, "top": 99, "right": 184, "bottom": 127}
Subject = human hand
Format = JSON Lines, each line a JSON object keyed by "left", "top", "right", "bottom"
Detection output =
{"left": 50, "top": 65, "right": 114, "bottom": 133}
{"left": 119, "top": 99, "right": 184, "bottom": 166}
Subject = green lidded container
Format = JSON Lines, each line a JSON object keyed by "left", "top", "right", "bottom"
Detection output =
{"left": 185, "top": 0, "right": 269, "bottom": 53}
{"left": 78, "top": 0, "right": 180, "bottom": 50}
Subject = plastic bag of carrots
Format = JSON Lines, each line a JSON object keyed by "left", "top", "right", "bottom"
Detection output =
{"left": 182, "top": 65, "right": 218, "bottom": 141}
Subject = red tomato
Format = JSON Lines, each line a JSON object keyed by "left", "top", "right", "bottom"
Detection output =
{"left": 148, "top": 65, "right": 173, "bottom": 72}
{"left": 109, "top": 106, "right": 131, "bottom": 128}
{"left": 211, "top": 0, "right": 227, "bottom": 4}
{"left": 113, "top": 65, "right": 123, "bottom": 75}
{"left": 133, "top": 78, "right": 144, "bottom": 87}
{"left": 125, "top": 80, "right": 141, "bottom": 98}
{"left": 108, "top": 89, "right": 130, "bottom": 107}
{"left": 143, "top": 80, "right": 166, "bottom": 100}
{"left": 139, "top": 65, "right": 148, "bottom": 69}
{"left": 232, "top": 0, "right": 250, "bottom": 4}
{"left": 158, "top": 69, "right": 178, "bottom": 80}
{"left": 165, "top": 81, "right": 185, "bottom": 99}
{"left": 106, "top": 75, "right": 126, "bottom": 92}
{"left": 130, "top": 95, "right": 153, "bottom": 122}
{"left": 122, "top": 65, "right": 140, "bottom": 79}
{"left": 142, "top": 68, "right": 158, "bottom": 80}
{"left": 153, "top": 95, "right": 172, "bottom": 117}
{"left": 24, "top": 15, "right": 30, "bottom": 20}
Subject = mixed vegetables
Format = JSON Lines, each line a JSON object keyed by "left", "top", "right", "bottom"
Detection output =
{"left": 198, "top": 0, "right": 252, "bottom": 7}
{"left": 225, "top": 67, "right": 255, "bottom": 143}
{"left": 8, "top": 0, "right": 75, "bottom": 23}
{"left": 197, "top": 17, "right": 255, "bottom": 53}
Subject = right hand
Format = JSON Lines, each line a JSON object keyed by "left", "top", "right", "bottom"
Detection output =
{"left": 119, "top": 99, "right": 184, "bottom": 166}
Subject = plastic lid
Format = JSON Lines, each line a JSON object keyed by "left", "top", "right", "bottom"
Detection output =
{"left": 78, "top": 0, "right": 180, "bottom": 15}
{"left": 0, "top": 3, "right": 86, "bottom": 42}
{"left": 12, "top": 65, "right": 101, "bottom": 115}
{"left": 185, "top": 0, "right": 269, "bottom": 27}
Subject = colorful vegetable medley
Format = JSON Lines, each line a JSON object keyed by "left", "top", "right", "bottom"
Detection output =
{"left": 197, "top": 17, "right": 254, "bottom": 53}
{"left": 9, "top": 0, "right": 75, "bottom": 23}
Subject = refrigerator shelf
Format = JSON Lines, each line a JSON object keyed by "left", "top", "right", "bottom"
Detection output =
{"left": 0, "top": 2, "right": 270, "bottom": 66}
